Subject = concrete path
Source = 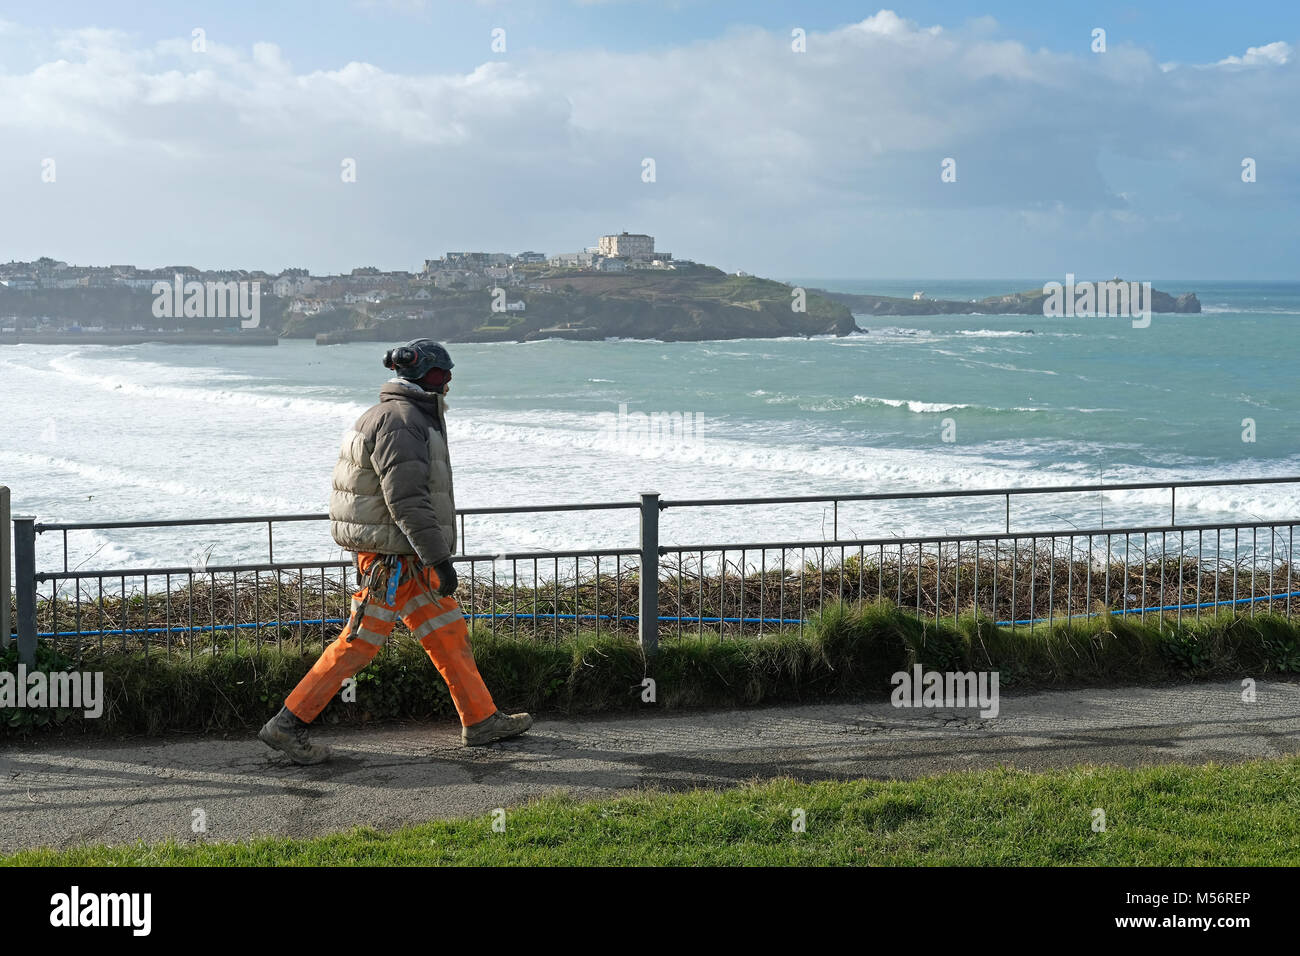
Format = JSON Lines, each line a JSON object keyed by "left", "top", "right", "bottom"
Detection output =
{"left": 2, "top": 680, "right": 1298, "bottom": 853}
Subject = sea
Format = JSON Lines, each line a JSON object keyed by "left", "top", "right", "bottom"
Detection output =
{"left": 2, "top": 278, "right": 1298, "bottom": 571}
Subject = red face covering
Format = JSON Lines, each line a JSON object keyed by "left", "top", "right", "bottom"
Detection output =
{"left": 417, "top": 367, "right": 452, "bottom": 392}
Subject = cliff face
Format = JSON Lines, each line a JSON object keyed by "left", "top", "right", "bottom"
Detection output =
{"left": 514, "top": 296, "right": 855, "bottom": 342}
{"left": 310, "top": 293, "right": 856, "bottom": 344}
{"left": 5, "top": 274, "right": 1199, "bottom": 344}
{"left": 306, "top": 269, "right": 858, "bottom": 344}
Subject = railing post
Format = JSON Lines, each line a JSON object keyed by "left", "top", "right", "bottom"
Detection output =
{"left": 638, "top": 492, "right": 660, "bottom": 655}
{"left": 1, "top": 487, "right": 10, "bottom": 650}
{"left": 12, "top": 515, "right": 37, "bottom": 666}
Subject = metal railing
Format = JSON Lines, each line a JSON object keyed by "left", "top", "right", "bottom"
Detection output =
{"left": 7, "top": 476, "right": 1300, "bottom": 663}
{"left": 1, "top": 486, "right": 10, "bottom": 652}
{"left": 659, "top": 519, "right": 1300, "bottom": 637}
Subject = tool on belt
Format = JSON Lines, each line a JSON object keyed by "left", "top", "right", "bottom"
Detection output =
{"left": 344, "top": 554, "right": 402, "bottom": 643}
{"left": 343, "top": 553, "right": 447, "bottom": 642}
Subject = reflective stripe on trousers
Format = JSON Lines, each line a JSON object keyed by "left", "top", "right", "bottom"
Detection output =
{"left": 285, "top": 551, "right": 496, "bottom": 727}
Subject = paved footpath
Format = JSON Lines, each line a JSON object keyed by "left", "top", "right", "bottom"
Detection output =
{"left": 2, "top": 680, "right": 1299, "bottom": 853}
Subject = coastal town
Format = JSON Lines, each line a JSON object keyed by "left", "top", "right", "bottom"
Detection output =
{"left": 0, "top": 232, "right": 691, "bottom": 335}
{"left": 0, "top": 229, "right": 861, "bottom": 345}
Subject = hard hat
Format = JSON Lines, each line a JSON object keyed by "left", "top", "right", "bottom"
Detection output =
{"left": 383, "top": 339, "right": 454, "bottom": 381}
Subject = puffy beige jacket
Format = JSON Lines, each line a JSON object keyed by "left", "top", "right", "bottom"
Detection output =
{"left": 329, "top": 380, "right": 457, "bottom": 565}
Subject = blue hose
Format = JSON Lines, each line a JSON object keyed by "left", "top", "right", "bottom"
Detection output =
{"left": 994, "top": 589, "right": 1300, "bottom": 627}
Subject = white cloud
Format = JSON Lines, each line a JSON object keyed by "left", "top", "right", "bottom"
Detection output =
{"left": 1216, "top": 41, "right": 1292, "bottom": 67}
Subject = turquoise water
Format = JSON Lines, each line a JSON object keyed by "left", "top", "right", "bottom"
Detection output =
{"left": 1, "top": 279, "right": 1297, "bottom": 567}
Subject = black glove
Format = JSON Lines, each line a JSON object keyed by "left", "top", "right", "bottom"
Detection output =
{"left": 432, "top": 559, "right": 459, "bottom": 598}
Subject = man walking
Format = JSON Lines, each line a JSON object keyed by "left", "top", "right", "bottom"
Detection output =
{"left": 259, "top": 339, "right": 531, "bottom": 764}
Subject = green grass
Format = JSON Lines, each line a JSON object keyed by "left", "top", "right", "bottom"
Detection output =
{"left": 7, "top": 758, "right": 1300, "bottom": 866}
{"left": 6, "top": 602, "right": 1300, "bottom": 737}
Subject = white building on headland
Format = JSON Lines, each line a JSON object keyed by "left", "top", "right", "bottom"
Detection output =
{"left": 597, "top": 232, "right": 671, "bottom": 264}
{"left": 598, "top": 232, "right": 653, "bottom": 261}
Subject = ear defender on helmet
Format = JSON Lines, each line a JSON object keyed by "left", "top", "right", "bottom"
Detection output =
{"left": 383, "top": 346, "right": 419, "bottom": 372}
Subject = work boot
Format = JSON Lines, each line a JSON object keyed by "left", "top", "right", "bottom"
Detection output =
{"left": 258, "top": 706, "right": 332, "bottom": 765}
{"left": 462, "top": 709, "right": 533, "bottom": 747}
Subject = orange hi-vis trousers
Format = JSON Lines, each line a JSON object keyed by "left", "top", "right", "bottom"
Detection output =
{"left": 285, "top": 552, "right": 496, "bottom": 727}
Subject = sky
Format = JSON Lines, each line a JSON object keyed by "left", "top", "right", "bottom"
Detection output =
{"left": 1, "top": 1, "right": 1297, "bottom": 278}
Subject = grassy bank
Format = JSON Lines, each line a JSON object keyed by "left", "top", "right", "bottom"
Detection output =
{"left": 7, "top": 757, "right": 1300, "bottom": 865}
{"left": 4, "top": 601, "right": 1300, "bottom": 737}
